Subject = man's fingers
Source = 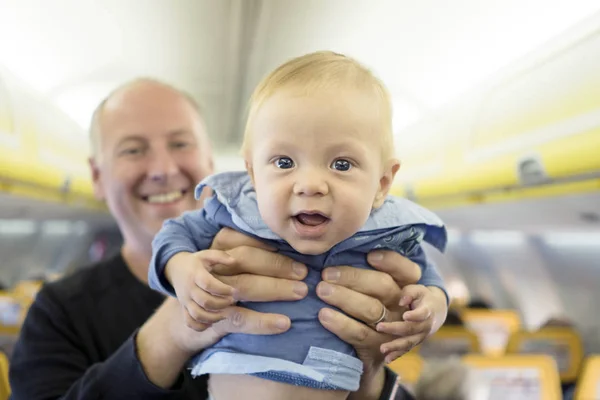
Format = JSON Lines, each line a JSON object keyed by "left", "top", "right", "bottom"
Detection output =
{"left": 211, "top": 227, "right": 276, "bottom": 252}
{"left": 213, "top": 307, "right": 291, "bottom": 335}
{"left": 321, "top": 267, "right": 401, "bottom": 307}
{"left": 211, "top": 246, "right": 307, "bottom": 281}
{"left": 366, "top": 251, "right": 422, "bottom": 287}
{"left": 218, "top": 274, "right": 307, "bottom": 302}
{"left": 318, "top": 308, "right": 387, "bottom": 348}
{"left": 316, "top": 282, "right": 399, "bottom": 326}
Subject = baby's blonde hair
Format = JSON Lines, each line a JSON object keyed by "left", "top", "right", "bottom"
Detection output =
{"left": 241, "top": 51, "right": 395, "bottom": 161}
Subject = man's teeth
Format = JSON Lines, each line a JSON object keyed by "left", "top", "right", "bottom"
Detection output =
{"left": 146, "top": 191, "right": 183, "bottom": 204}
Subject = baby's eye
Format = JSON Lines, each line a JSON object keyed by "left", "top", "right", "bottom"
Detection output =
{"left": 331, "top": 159, "right": 351, "bottom": 171}
{"left": 275, "top": 157, "right": 294, "bottom": 169}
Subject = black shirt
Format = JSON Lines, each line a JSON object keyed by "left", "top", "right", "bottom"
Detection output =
{"left": 9, "top": 252, "right": 408, "bottom": 400}
{"left": 9, "top": 252, "right": 208, "bottom": 399}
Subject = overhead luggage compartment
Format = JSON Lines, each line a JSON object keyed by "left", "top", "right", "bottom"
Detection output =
{"left": 0, "top": 67, "right": 104, "bottom": 211}
{"left": 392, "top": 24, "right": 600, "bottom": 209}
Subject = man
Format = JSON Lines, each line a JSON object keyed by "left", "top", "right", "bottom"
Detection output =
{"left": 9, "top": 78, "right": 447, "bottom": 399}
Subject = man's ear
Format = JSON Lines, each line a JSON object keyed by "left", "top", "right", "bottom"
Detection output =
{"left": 245, "top": 159, "right": 255, "bottom": 186}
{"left": 373, "top": 158, "right": 400, "bottom": 208}
{"left": 88, "top": 157, "right": 105, "bottom": 201}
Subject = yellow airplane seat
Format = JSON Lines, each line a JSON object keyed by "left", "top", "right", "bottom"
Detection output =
{"left": 0, "top": 351, "right": 10, "bottom": 400}
{"left": 387, "top": 351, "right": 424, "bottom": 392}
{"left": 461, "top": 309, "right": 521, "bottom": 356}
{"left": 574, "top": 355, "right": 600, "bottom": 400}
{"left": 506, "top": 327, "right": 584, "bottom": 383}
{"left": 463, "top": 354, "right": 562, "bottom": 400}
{"left": 417, "top": 327, "right": 481, "bottom": 358}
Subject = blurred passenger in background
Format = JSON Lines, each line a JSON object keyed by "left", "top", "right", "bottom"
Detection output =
{"left": 466, "top": 298, "right": 493, "bottom": 309}
{"left": 442, "top": 308, "right": 464, "bottom": 327}
{"left": 414, "top": 358, "right": 482, "bottom": 400}
{"left": 540, "top": 315, "right": 574, "bottom": 329}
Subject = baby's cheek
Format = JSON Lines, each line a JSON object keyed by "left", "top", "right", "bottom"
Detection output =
{"left": 256, "top": 195, "right": 282, "bottom": 231}
{"left": 260, "top": 205, "right": 283, "bottom": 232}
{"left": 341, "top": 199, "right": 372, "bottom": 231}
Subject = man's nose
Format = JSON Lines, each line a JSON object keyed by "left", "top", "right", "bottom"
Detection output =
{"left": 147, "top": 148, "right": 179, "bottom": 183}
{"left": 292, "top": 169, "right": 329, "bottom": 196}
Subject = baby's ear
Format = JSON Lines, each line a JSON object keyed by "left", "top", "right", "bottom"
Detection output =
{"left": 245, "top": 160, "right": 255, "bottom": 186}
{"left": 373, "top": 159, "right": 400, "bottom": 208}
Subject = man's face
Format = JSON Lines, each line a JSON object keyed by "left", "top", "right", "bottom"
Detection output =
{"left": 90, "top": 83, "right": 214, "bottom": 248}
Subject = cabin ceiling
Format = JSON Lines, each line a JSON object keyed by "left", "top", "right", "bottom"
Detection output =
{"left": 1, "top": 0, "right": 599, "bottom": 158}
{"left": 1, "top": 0, "right": 599, "bottom": 228}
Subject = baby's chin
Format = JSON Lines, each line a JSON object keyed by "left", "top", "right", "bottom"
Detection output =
{"left": 286, "top": 238, "right": 336, "bottom": 256}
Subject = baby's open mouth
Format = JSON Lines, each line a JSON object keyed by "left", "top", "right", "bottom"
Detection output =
{"left": 294, "top": 212, "right": 330, "bottom": 226}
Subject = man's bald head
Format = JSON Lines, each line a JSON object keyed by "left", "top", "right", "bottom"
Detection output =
{"left": 89, "top": 78, "right": 208, "bottom": 160}
{"left": 87, "top": 78, "right": 215, "bottom": 250}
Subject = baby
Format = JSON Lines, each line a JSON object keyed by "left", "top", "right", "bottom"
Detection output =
{"left": 149, "top": 51, "right": 448, "bottom": 400}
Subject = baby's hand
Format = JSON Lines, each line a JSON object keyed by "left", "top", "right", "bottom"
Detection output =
{"left": 165, "top": 250, "right": 237, "bottom": 331}
{"left": 375, "top": 284, "right": 437, "bottom": 363}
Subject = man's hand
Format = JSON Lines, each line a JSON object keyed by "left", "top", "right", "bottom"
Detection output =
{"left": 209, "top": 228, "right": 309, "bottom": 302}
{"left": 315, "top": 250, "right": 425, "bottom": 400}
{"left": 137, "top": 227, "right": 310, "bottom": 390}
{"left": 137, "top": 296, "right": 292, "bottom": 390}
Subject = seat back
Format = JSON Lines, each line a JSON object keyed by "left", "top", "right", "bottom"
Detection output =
{"left": 506, "top": 328, "right": 583, "bottom": 383}
{"left": 418, "top": 327, "right": 481, "bottom": 358}
{"left": 462, "top": 354, "right": 562, "bottom": 400}
{"left": 461, "top": 309, "right": 521, "bottom": 356}
{"left": 0, "top": 351, "right": 10, "bottom": 400}
{"left": 574, "top": 355, "right": 600, "bottom": 400}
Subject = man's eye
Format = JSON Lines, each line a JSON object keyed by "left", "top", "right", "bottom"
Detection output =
{"left": 331, "top": 159, "right": 351, "bottom": 171}
{"left": 275, "top": 157, "right": 294, "bottom": 169}
{"left": 171, "top": 141, "right": 190, "bottom": 149}
{"left": 121, "top": 148, "right": 143, "bottom": 156}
